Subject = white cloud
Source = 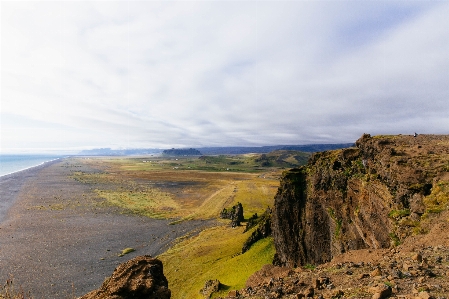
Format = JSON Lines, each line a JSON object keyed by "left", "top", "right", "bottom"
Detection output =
{"left": 1, "top": 1, "right": 448, "bottom": 152}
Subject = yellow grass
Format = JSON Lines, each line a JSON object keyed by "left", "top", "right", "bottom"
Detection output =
{"left": 159, "top": 225, "right": 275, "bottom": 299}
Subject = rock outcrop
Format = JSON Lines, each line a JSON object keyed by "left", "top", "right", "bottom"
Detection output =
{"left": 79, "top": 255, "right": 171, "bottom": 299}
{"left": 220, "top": 202, "right": 244, "bottom": 227}
{"left": 272, "top": 134, "right": 449, "bottom": 267}
{"left": 200, "top": 279, "right": 221, "bottom": 299}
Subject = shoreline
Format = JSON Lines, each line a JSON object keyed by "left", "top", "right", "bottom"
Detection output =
{"left": 0, "top": 157, "right": 212, "bottom": 298}
{"left": 0, "top": 159, "right": 62, "bottom": 223}
{"left": 0, "top": 156, "right": 64, "bottom": 179}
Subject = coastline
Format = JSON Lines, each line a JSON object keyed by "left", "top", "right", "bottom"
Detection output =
{"left": 0, "top": 156, "right": 63, "bottom": 178}
{"left": 0, "top": 159, "right": 62, "bottom": 223}
{"left": 0, "top": 157, "right": 212, "bottom": 298}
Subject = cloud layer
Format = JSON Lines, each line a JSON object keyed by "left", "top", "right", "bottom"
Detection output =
{"left": 1, "top": 1, "right": 448, "bottom": 152}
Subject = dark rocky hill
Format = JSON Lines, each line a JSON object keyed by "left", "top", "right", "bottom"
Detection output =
{"left": 162, "top": 148, "right": 202, "bottom": 156}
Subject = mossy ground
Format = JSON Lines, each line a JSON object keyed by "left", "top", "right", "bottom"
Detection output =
{"left": 159, "top": 226, "right": 275, "bottom": 299}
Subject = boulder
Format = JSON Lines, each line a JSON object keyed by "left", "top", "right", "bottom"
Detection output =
{"left": 410, "top": 194, "right": 426, "bottom": 215}
{"left": 369, "top": 284, "right": 392, "bottom": 299}
{"left": 79, "top": 255, "right": 170, "bottom": 299}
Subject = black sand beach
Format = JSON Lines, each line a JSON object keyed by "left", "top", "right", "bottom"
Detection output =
{"left": 0, "top": 158, "right": 210, "bottom": 298}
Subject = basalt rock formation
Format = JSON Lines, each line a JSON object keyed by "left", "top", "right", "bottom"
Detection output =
{"left": 79, "top": 255, "right": 170, "bottom": 299}
{"left": 272, "top": 134, "right": 449, "bottom": 267}
{"left": 220, "top": 202, "right": 244, "bottom": 227}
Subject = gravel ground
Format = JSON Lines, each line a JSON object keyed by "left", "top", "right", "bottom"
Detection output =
{"left": 0, "top": 158, "right": 211, "bottom": 299}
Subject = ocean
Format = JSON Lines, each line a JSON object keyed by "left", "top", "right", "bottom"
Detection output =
{"left": 0, "top": 154, "right": 63, "bottom": 177}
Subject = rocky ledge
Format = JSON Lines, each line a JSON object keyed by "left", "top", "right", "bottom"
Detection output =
{"left": 221, "top": 242, "right": 449, "bottom": 299}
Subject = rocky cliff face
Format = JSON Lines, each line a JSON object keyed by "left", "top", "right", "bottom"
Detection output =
{"left": 272, "top": 134, "right": 449, "bottom": 267}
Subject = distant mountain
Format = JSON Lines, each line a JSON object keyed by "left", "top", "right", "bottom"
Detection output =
{"left": 162, "top": 148, "right": 202, "bottom": 156}
{"left": 78, "top": 143, "right": 354, "bottom": 156}
{"left": 78, "top": 148, "right": 161, "bottom": 156}
{"left": 197, "top": 143, "right": 354, "bottom": 155}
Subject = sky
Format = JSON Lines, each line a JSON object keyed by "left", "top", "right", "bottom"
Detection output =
{"left": 1, "top": 1, "right": 448, "bottom": 153}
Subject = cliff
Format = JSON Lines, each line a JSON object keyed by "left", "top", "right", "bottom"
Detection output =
{"left": 272, "top": 134, "right": 449, "bottom": 267}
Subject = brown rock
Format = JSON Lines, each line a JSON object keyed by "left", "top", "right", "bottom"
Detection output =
{"left": 370, "top": 284, "right": 392, "bottom": 299}
{"left": 79, "top": 255, "right": 170, "bottom": 299}
{"left": 245, "top": 264, "right": 291, "bottom": 288}
{"left": 200, "top": 279, "right": 221, "bottom": 299}
{"left": 370, "top": 268, "right": 382, "bottom": 277}
{"left": 313, "top": 277, "right": 330, "bottom": 289}
{"left": 410, "top": 194, "right": 426, "bottom": 215}
{"left": 302, "top": 286, "right": 314, "bottom": 297}
{"left": 412, "top": 253, "right": 423, "bottom": 263}
{"left": 330, "top": 289, "right": 344, "bottom": 298}
{"left": 358, "top": 273, "right": 370, "bottom": 279}
{"left": 418, "top": 291, "right": 433, "bottom": 299}
{"left": 403, "top": 262, "right": 413, "bottom": 271}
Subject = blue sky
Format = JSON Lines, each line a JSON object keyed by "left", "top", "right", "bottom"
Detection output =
{"left": 1, "top": 1, "right": 448, "bottom": 153}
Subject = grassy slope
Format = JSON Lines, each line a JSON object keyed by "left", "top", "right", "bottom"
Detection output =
{"left": 159, "top": 226, "right": 275, "bottom": 299}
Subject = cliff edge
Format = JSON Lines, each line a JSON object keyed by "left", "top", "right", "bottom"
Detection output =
{"left": 272, "top": 134, "right": 449, "bottom": 267}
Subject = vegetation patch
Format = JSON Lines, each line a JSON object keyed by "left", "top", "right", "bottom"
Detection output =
{"left": 327, "top": 207, "right": 342, "bottom": 238}
{"left": 304, "top": 264, "right": 316, "bottom": 270}
{"left": 118, "top": 248, "right": 136, "bottom": 257}
{"left": 389, "top": 232, "right": 401, "bottom": 246}
{"left": 159, "top": 226, "right": 275, "bottom": 299}
{"left": 96, "top": 188, "right": 180, "bottom": 219}
{"left": 423, "top": 181, "right": 449, "bottom": 215}
{"left": 388, "top": 209, "right": 411, "bottom": 219}
{"left": 0, "top": 277, "right": 31, "bottom": 299}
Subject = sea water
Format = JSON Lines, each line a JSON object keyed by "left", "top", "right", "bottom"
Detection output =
{"left": 0, "top": 154, "right": 63, "bottom": 177}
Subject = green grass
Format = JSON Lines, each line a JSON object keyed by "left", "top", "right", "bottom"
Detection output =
{"left": 118, "top": 248, "right": 135, "bottom": 257}
{"left": 388, "top": 209, "right": 411, "bottom": 219}
{"left": 389, "top": 232, "right": 401, "bottom": 246}
{"left": 423, "top": 181, "right": 449, "bottom": 215}
{"left": 109, "top": 152, "right": 310, "bottom": 173}
{"left": 95, "top": 188, "right": 180, "bottom": 219}
{"left": 159, "top": 225, "right": 275, "bottom": 299}
{"left": 304, "top": 264, "right": 316, "bottom": 270}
